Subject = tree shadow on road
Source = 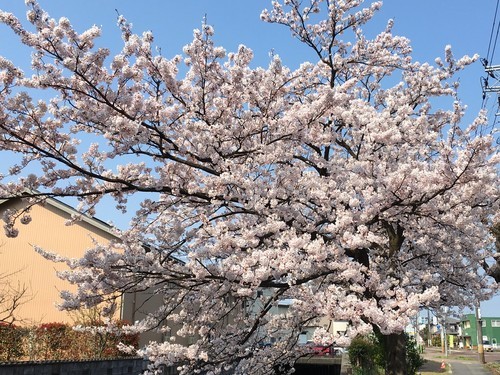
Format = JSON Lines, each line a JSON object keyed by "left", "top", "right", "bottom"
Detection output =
{"left": 419, "top": 359, "right": 446, "bottom": 374}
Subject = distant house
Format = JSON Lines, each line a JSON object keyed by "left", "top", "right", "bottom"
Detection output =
{"left": 461, "top": 313, "right": 500, "bottom": 349}
{"left": 121, "top": 284, "right": 190, "bottom": 347}
{"left": 243, "top": 289, "right": 348, "bottom": 349}
{"left": 410, "top": 313, "right": 462, "bottom": 348}
{"left": 298, "top": 316, "right": 348, "bottom": 345}
{"left": 440, "top": 316, "right": 461, "bottom": 349}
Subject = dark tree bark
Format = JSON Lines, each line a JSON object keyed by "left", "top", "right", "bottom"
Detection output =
{"left": 382, "top": 332, "right": 407, "bottom": 375}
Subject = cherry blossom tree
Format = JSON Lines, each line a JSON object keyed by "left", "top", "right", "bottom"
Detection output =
{"left": 0, "top": 0, "right": 499, "bottom": 374}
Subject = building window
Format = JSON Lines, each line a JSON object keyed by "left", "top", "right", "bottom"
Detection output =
{"left": 491, "top": 320, "right": 500, "bottom": 327}
{"left": 464, "top": 321, "right": 471, "bottom": 329}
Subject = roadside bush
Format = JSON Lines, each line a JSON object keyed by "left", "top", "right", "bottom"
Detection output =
{"left": 0, "top": 323, "right": 25, "bottom": 361}
{"left": 406, "top": 336, "right": 425, "bottom": 375}
{"left": 68, "top": 307, "right": 138, "bottom": 359}
{"left": 74, "top": 319, "right": 139, "bottom": 359}
{"left": 36, "top": 322, "right": 72, "bottom": 360}
{"left": 348, "top": 335, "right": 380, "bottom": 375}
{"left": 103, "top": 320, "right": 139, "bottom": 358}
{"left": 348, "top": 333, "right": 424, "bottom": 375}
{"left": 431, "top": 335, "right": 441, "bottom": 347}
{"left": 0, "top": 320, "right": 139, "bottom": 362}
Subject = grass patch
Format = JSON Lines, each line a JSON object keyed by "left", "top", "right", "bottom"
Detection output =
{"left": 486, "top": 362, "right": 500, "bottom": 375}
{"left": 430, "top": 354, "right": 474, "bottom": 361}
{"left": 418, "top": 359, "right": 448, "bottom": 374}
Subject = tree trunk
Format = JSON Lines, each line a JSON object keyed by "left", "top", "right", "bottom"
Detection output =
{"left": 382, "top": 332, "right": 407, "bottom": 375}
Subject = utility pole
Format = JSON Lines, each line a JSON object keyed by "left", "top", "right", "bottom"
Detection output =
{"left": 441, "top": 319, "right": 445, "bottom": 354}
{"left": 481, "top": 63, "right": 500, "bottom": 118}
{"left": 476, "top": 306, "right": 486, "bottom": 364}
{"left": 427, "top": 309, "right": 432, "bottom": 347}
{"left": 482, "top": 64, "right": 500, "bottom": 93}
{"left": 443, "top": 307, "right": 449, "bottom": 357}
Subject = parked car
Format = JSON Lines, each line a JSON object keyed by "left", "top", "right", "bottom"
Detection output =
{"left": 333, "top": 347, "right": 347, "bottom": 355}
{"left": 483, "top": 340, "right": 493, "bottom": 352}
{"left": 305, "top": 343, "right": 346, "bottom": 356}
{"left": 311, "top": 345, "right": 332, "bottom": 356}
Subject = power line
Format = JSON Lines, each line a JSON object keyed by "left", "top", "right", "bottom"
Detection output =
{"left": 481, "top": 0, "right": 500, "bottom": 122}
{"left": 491, "top": 15, "right": 500, "bottom": 64}
{"left": 486, "top": 0, "right": 500, "bottom": 64}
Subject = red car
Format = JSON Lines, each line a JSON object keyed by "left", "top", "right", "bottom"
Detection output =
{"left": 311, "top": 345, "right": 332, "bottom": 356}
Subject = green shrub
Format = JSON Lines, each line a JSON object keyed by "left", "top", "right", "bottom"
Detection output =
{"left": 72, "top": 320, "right": 139, "bottom": 359}
{"left": 406, "top": 336, "right": 425, "bottom": 375}
{"left": 0, "top": 323, "right": 25, "bottom": 361}
{"left": 103, "top": 320, "right": 139, "bottom": 358}
{"left": 348, "top": 333, "right": 424, "bottom": 375}
{"left": 348, "top": 335, "right": 380, "bottom": 375}
{"left": 0, "top": 319, "right": 139, "bottom": 362}
{"left": 36, "top": 322, "right": 71, "bottom": 360}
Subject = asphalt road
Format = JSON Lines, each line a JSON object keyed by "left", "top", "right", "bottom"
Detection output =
{"left": 422, "top": 347, "right": 500, "bottom": 374}
{"left": 449, "top": 361, "right": 491, "bottom": 375}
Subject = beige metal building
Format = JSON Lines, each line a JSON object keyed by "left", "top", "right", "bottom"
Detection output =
{"left": 0, "top": 196, "right": 189, "bottom": 347}
{"left": 0, "top": 197, "right": 119, "bottom": 325}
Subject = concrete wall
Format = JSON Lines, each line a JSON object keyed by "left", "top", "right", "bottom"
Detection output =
{"left": 0, "top": 358, "right": 147, "bottom": 375}
{"left": 122, "top": 289, "right": 191, "bottom": 348}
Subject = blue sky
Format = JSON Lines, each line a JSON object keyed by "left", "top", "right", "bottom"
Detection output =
{"left": 0, "top": 1, "right": 495, "bottom": 147}
{"left": 0, "top": 1, "right": 498, "bottom": 315}
{"left": 0, "top": 1, "right": 495, "bottom": 116}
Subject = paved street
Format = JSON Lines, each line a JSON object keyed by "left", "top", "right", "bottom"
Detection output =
{"left": 421, "top": 347, "right": 500, "bottom": 375}
{"left": 448, "top": 361, "right": 491, "bottom": 375}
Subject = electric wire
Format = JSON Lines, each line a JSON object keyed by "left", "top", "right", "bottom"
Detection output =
{"left": 490, "top": 17, "right": 500, "bottom": 65}
{"left": 482, "top": 0, "right": 500, "bottom": 118}
{"left": 487, "top": 0, "right": 500, "bottom": 64}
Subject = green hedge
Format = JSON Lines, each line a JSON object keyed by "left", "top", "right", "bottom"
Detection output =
{"left": 0, "top": 323, "right": 25, "bottom": 361}
{"left": 0, "top": 320, "right": 138, "bottom": 362}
